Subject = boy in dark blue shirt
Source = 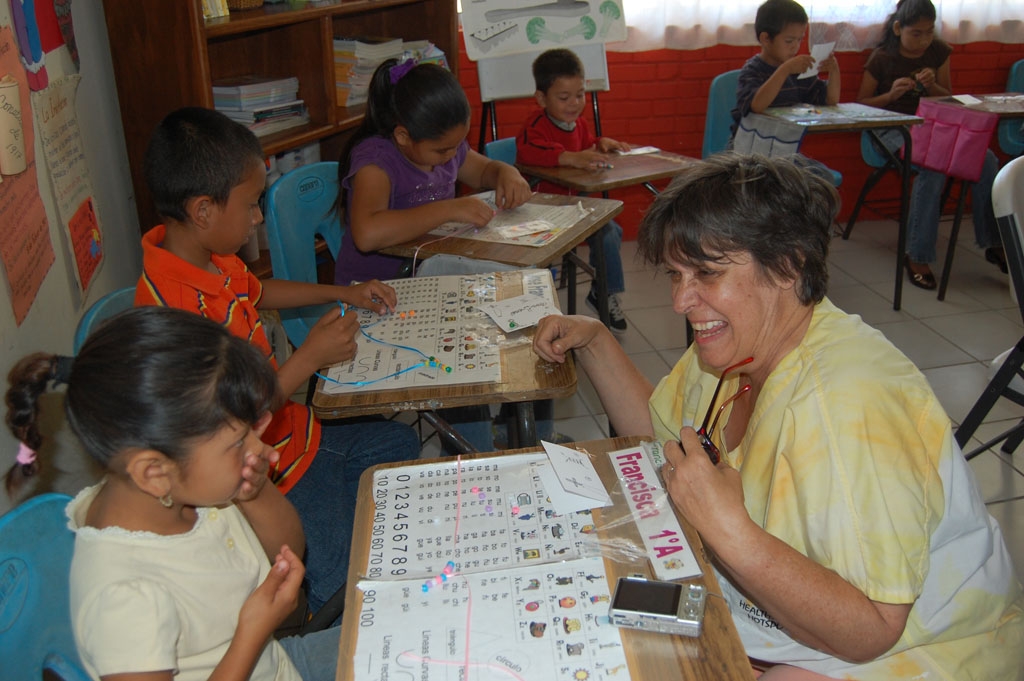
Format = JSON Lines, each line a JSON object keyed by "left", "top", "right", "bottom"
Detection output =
{"left": 731, "top": 0, "right": 840, "bottom": 131}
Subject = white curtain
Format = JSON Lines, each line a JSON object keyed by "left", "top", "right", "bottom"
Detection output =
{"left": 612, "top": 0, "right": 1024, "bottom": 52}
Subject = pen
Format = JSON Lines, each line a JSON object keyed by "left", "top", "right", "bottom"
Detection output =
{"left": 337, "top": 301, "right": 346, "bottom": 316}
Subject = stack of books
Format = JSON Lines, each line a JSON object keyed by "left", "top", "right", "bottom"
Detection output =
{"left": 212, "top": 75, "right": 309, "bottom": 138}
{"left": 333, "top": 36, "right": 404, "bottom": 107}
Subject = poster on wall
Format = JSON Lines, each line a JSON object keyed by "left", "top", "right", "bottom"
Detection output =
{"left": 461, "top": 0, "right": 627, "bottom": 61}
{"left": 35, "top": 74, "right": 102, "bottom": 293}
{"left": 0, "top": 23, "right": 55, "bottom": 325}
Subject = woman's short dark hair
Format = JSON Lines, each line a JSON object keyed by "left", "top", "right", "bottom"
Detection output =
{"left": 637, "top": 153, "right": 838, "bottom": 305}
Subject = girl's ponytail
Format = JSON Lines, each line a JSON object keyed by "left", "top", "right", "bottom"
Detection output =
{"left": 4, "top": 353, "right": 70, "bottom": 495}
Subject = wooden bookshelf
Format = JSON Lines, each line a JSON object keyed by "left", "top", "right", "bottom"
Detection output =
{"left": 101, "top": 0, "right": 458, "bottom": 235}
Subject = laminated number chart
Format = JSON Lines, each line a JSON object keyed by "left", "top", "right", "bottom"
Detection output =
{"left": 354, "top": 454, "right": 632, "bottom": 681}
{"left": 321, "top": 273, "right": 529, "bottom": 394}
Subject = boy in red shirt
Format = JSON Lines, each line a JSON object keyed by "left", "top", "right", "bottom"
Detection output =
{"left": 516, "top": 48, "right": 631, "bottom": 334}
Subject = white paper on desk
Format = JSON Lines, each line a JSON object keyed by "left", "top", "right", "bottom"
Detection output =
{"left": 798, "top": 41, "right": 835, "bottom": 79}
{"left": 953, "top": 94, "right": 983, "bottom": 105}
{"left": 539, "top": 440, "right": 612, "bottom": 513}
{"left": 495, "top": 219, "right": 554, "bottom": 238}
{"left": 479, "top": 293, "right": 561, "bottom": 331}
{"left": 616, "top": 145, "right": 660, "bottom": 155}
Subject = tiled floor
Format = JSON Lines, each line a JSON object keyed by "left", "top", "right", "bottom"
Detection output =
{"left": 418, "top": 217, "right": 1024, "bottom": 581}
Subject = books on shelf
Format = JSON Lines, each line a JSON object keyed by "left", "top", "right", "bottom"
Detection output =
{"left": 212, "top": 75, "right": 307, "bottom": 138}
{"left": 332, "top": 37, "right": 448, "bottom": 108}
{"left": 212, "top": 75, "right": 299, "bottom": 111}
{"left": 332, "top": 36, "right": 405, "bottom": 107}
{"left": 202, "top": 0, "right": 229, "bottom": 19}
{"left": 219, "top": 99, "right": 307, "bottom": 124}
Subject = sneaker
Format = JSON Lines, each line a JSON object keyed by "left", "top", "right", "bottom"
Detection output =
{"left": 586, "top": 290, "right": 627, "bottom": 335}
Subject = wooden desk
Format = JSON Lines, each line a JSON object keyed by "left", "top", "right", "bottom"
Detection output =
{"left": 517, "top": 151, "right": 695, "bottom": 194}
{"left": 764, "top": 103, "right": 923, "bottom": 311}
{"left": 380, "top": 194, "right": 623, "bottom": 327}
{"left": 336, "top": 436, "right": 752, "bottom": 681}
{"left": 311, "top": 269, "right": 576, "bottom": 447}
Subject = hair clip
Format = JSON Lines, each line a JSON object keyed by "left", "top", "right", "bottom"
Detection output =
{"left": 389, "top": 59, "right": 417, "bottom": 85}
{"left": 16, "top": 442, "right": 36, "bottom": 466}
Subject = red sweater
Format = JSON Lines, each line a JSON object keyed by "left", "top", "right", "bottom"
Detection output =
{"left": 516, "top": 108, "right": 599, "bottom": 195}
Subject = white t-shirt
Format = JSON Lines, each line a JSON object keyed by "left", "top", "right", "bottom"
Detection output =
{"left": 649, "top": 299, "right": 1024, "bottom": 680}
{"left": 66, "top": 483, "right": 301, "bottom": 681}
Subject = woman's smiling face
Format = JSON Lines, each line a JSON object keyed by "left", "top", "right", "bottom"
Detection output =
{"left": 665, "top": 250, "right": 808, "bottom": 380}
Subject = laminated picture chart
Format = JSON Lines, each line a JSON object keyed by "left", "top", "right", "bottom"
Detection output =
{"left": 324, "top": 273, "right": 524, "bottom": 394}
{"left": 461, "top": 0, "right": 628, "bottom": 61}
{"left": 429, "top": 192, "right": 592, "bottom": 247}
{"left": 354, "top": 453, "right": 632, "bottom": 681}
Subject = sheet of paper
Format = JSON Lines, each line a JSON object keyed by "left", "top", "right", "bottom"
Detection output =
{"left": 953, "top": 94, "right": 983, "bottom": 105}
{"left": 479, "top": 293, "right": 560, "bottom": 332}
{"left": 542, "top": 441, "right": 612, "bottom": 507}
{"left": 428, "top": 192, "right": 591, "bottom": 247}
{"left": 353, "top": 557, "right": 631, "bottom": 681}
{"left": 798, "top": 41, "right": 835, "bottom": 79}
{"left": 615, "top": 145, "right": 660, "bottom": 155}
{"left": 536, "top": 459, "right": 610, "bottom": 515}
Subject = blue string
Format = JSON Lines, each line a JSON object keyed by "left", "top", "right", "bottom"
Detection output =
{"left": 319, "top": 302, "right": 448, "bottom": 387}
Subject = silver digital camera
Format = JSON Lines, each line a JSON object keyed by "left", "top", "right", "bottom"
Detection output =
{"left": 608, "top": 576, "right": 706, "bottom": 637}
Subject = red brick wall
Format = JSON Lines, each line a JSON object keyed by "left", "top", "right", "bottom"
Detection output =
{"left": 459, "top": 38, "right": 1024, "bottom": 239}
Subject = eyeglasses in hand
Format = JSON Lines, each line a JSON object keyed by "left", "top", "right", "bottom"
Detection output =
{"left": 695, "top": 357, "right": 752, "bottom": 464}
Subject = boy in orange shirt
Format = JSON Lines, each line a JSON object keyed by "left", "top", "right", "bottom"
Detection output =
{"left": 135, "top": 107, "right": 419, "bottom": 616}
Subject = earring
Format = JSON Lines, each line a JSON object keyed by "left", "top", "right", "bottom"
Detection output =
{"left": 159, "top": 493, "right": 173, "bottom": 508}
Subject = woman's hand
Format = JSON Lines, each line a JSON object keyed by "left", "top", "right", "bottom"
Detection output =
{"left": 342, "top": 280, "right": 397, "bottom": 315}
{"left": 493, "top": 165, "right": 532, "bottom": 210}
{"left": 661, "top": 428, "right": 749, "bottom": 544}
{"left": 533, "top": 314, "right": 606, "bottom": 363}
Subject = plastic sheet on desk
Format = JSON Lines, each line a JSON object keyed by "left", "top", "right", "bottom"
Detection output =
{"left": 594, "top": 440, "right": 704, "bottom": 581}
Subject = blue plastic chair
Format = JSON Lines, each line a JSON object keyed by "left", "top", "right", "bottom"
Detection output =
{"left": 997, "top": 59, "right": 1023, "bottom": 157}
{"left": 702, "top": 70, "right": 742, "bottom": 159}
{"left": 73, "top": 287, "right": 136, "bottom": 354}
{"left": 263, "top": 161, "right": 344, "bottom": 348}
{"left": 703, "top": 69, "right": 841, "bottom": 187}
{"left": 484, "top": 137, "right": 517, "bottom": 165}
{"left": 0, "top": 493, "right": 91, "bottom": 681}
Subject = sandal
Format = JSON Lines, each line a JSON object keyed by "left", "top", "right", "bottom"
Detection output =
{"left": 904, "top": 255, "right": 937, "bottom": 290}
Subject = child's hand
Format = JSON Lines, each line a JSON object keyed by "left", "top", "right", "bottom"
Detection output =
{"left": 783, "top": 54, "right": 816, "bottom": 76}
{"left": 450, "top": 196, "right": 498, "bottom": 226}
{"left": 597, "top": 137, "right": 631, "bottom": 154}
{"left": 493, "top": 165, "right": 532, "bottom": 210}
{"left": 236, "top": 444, "right": 279, "bottom": 501}
{"left": 819, "top": 53, "right": 839, "bottom": 74}
{"left": 914, "top": 68, "right": 936, "bottom": 90}
{"left": 890, "top": 77, "right": 916, "bottom": 101}
{"left": 235, "top": 414, "right": 278, "bottom": 502}
{"left": 303, "top": 306, "right": 359, "bottom": 365}
{"left": 344, "top": 280, "right": 397, "bottom": 315}
{"left": 562, "top": 149, "right": 614, "bottom": 170}
{"left": 238, "top": 544, "right": 305, "bottom": 638}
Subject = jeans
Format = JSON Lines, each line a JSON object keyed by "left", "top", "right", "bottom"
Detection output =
{"left": 874, "top": 129, "right": 1000, "bottom": 263}
{"left": 285, "top": 418, "right": 419, "bottom": 612}
{"left": 279, "top": 626, "right": 341, "bottom": 681}
{"left": 586, "top": 220, "right": 625, "bottom": 295}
